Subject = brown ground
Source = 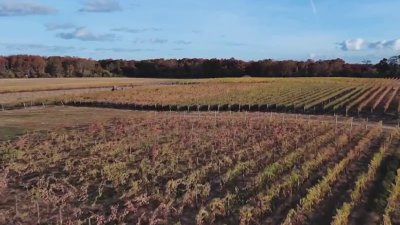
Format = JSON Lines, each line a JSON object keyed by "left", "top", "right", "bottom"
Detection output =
{"left": 0, "top": 106, "right": 147, "bottom": 141}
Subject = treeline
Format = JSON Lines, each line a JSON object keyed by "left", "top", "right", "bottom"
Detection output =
{"left": 0, "top": 56, "right": 112, "bottom": 78}
{"left": 0, "top": 55, "right": 399, "bottom": 78}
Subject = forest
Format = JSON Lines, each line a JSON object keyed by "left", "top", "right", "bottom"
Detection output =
{"left": 1, "top": 55, "right": 400, "bottom": 78}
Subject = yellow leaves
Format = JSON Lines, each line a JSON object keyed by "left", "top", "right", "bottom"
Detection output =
{"left": 223, "top": 160, "right": 256, "bottom": 184}
{"left": 239, "top": 206, "right": 254, "bottom": 225}
{"left": 332, "top": 125, "right": 392, "bottom": 225}
{"left": 384, "top": 168, "right": 400, "bottom": 225}
{"left": 129, "top": 180, "right": 141, "bottom": 196}
{"left": 331, "top": 203, "right": 352, "bottom": 225}
{"left": 283, "top": 123, "right": 382, "bottom": 224}
{"left": 209, "top": 198, "right": 226, "bottom": 219}
{"left": 102, "top": 162, "right": 129, "bottom": 185}
{"left": 195, "top": 207, "right": 210, "bottom": 225}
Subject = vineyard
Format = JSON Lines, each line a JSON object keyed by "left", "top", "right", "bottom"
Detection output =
{"left": 1, "top": 111, "right": 400, "bottom": 225}
{"left": 55, "top": 78, "right": 400, "bottom": 120}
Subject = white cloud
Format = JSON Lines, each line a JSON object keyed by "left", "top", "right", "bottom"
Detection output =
{"left": 56, "top": 27, "right": 115, "bottom": 41}
{"left": 369, "top": 40, "right": 387, "bottom": 50}
{"left": 309, "top": 0, "right": 317, "bottom": 18}
{"left": 175, "top": 40, "right": 192, "bottom": 45}
{"left": 384, "top": 39, "right": 400, "bottom": 51}
{"left": 111, "top": 27, "right": 162, "bottom": 33}
{"left": 339, "top": 38, "right": 400, "bottom": 51}
{"left": 45, "top": 23, "right": 76, "bottom": 31}
{"left": 149, "top": 38, "right": 168, "bottom": 44}
{"left": 79, "top": 0, "right": 121, "bottom": 13}
{"left": 132, "top": 38, "right": 168, "bottom": 44}
{"left": 0, "top": 43, "right": 78, "bottom": 52}
{"left": 368, "top": 39, "right": 400, "bottom": 51}
{"left": 95, "top": 47, "right": 154, "bottom": 52}
{"left": 0, "top": 1, "right": 55, "bottom": 16}
{"left": 338, "top": 38, "right": 366, "bottom": 51}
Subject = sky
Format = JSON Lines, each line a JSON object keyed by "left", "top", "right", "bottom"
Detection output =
{"left": 0, "top": 0, "right": 399, "bottom": 63}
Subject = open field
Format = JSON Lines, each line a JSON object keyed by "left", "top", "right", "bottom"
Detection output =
{"left": 1, "top": 107, "right": 400, "bottom": 224}
{"left": 0, "top": 78, "right": 202, "bottom": 106}
{"left": 1, "top": 78, "right": 400, "bottom": 224}
{"left": 0, "top": 106, "right": 152, "bottom": 141}
{"left": 0, "top": 87, "right": 116, "bottom": 105}
{"left": 0, "top": 77, "right": 173, "bottom": 93}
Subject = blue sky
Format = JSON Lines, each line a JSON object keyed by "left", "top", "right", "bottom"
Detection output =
{"left": 0, "top": 0, "right": 399, "bottom": 63}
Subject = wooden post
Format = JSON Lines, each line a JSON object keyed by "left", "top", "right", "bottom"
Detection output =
{"left": 350, "top": 117, "right": 353, "bottom": 138}
{"left": 351, "top": 117, "right": 353, "bottom": 130}
{"left": 42, "top": 102, "right": 45, "bottom": 108}
{"left": 23, "top": 103, "right": 26, "bottom": 109}
{"left": 215, "top": 111, "right": 217, "bottom": 127}
{"left": 335, "top": 115, "right": 338, "bottom": 132}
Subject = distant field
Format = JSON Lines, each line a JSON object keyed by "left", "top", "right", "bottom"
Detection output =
{"left": 2, "top": 77, "right": 400, "bottom": 120}
{"left": 0, "top": 77, "right": 182, "bottom": 106}
{"left": 0, "top": 77, "right": 171, "bottom": 93}
{"left": 0, "top": 87, "right": 114, "bottom": 105}
{"left": 65, "top": 77, "right": 400, "bottom": 118}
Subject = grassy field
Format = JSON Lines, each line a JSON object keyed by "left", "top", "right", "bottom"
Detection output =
{"left": 0, "top": 106, "right": 147, "bottom": 140}
{"left": 0, "top": 77, "right": 172, "bottom": 93}
{"left": 0, "top": 87, "right": 116, "bottom": 105}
